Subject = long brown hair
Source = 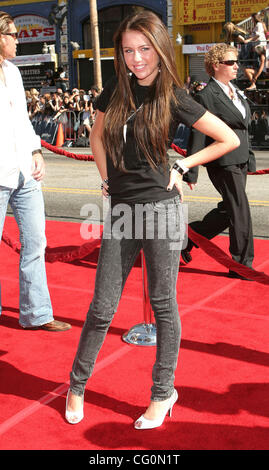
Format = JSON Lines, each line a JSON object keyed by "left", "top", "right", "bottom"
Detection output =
{"left": 223, "top": 22, "right": 247, "bottom": 43}
{"left": 103, "top": 10, "right": 183, "bottom": 171}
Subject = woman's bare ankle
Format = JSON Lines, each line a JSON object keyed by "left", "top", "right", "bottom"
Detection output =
{"left": 67, "top": 391, "right": 83, "bottom": 411}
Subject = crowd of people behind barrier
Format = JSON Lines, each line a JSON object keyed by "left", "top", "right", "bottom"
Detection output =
{"left": 27, "top": 85, "right": 101, "bottom": 146}
{"left": 27, "top": 77, "right": 269, "bottom": 149}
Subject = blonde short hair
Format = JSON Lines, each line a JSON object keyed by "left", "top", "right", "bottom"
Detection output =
{"left": 204, "top": 43, "right": 238, "bottom": 77}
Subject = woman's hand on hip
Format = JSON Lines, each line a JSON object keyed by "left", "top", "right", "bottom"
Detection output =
{"left": 167, "top": 169, "right": 184, "bottom": 201}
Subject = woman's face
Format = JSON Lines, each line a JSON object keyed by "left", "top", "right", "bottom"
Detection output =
{"left": 121, "top": 30, "right": 160, "bottom": 86}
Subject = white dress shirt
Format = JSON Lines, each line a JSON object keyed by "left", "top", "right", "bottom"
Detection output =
{"left": 0, "top": 59, "right": 41, "bottom": 188}
{"left": 212, "top": 77, "right": 246, "bottom": 119}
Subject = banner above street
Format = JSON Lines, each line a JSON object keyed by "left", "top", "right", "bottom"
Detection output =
{"left": 178, "top": 0, "right": 269, "bottom": 25}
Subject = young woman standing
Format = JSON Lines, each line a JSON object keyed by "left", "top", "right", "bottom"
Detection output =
{"left": 65, "top": 11, "right": 239, "bottom": 430}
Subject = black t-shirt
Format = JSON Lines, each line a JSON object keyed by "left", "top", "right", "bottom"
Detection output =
{"left": 96, "top": 76, "right": 206, "bottom": 204}
{"left": 232, "top": 31, "right": 247, "bottom": 44}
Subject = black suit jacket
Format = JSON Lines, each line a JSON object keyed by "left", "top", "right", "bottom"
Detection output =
{"left": 184, "top": 78, "right": 256, "bottom": 183}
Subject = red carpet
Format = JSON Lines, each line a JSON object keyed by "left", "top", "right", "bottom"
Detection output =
{"left": 0, "top": 216, "right": 269, "bottom": 451}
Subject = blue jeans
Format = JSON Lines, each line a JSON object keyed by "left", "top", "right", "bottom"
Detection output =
{"left": 0, "top": 173, "right": 53, "bottom": 327}
{"left": 70, "top": 195, "right": 185, "bottom": 401}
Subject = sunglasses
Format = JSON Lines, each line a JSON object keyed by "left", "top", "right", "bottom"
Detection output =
{"left": 219, "top": 60, "right": 239, "bottom": 66}
{"left": 3, "top": 32, "right": 18, "bottom": 39}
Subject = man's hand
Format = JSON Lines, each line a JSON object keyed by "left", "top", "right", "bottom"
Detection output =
{"left": 32, "top": 152, "right": 45, "bottom": 181}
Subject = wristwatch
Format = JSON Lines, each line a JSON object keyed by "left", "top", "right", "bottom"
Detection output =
{"left": 172, "top": 159, "right": 189, "bottom": 175}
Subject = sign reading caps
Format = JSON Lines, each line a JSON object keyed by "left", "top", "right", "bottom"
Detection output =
{"left": 14, "top": 14, "right": 56, "bottom": 43}
{"left": 178, "top": 0, "right": 269, "bottom": 25}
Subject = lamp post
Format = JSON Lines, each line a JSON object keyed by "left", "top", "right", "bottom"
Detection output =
{"left": 225, "top": 0, "right": 231, "bottom": 23}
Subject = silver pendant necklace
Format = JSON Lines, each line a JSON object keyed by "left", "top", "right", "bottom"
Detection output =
{"left": 123, "top": 103, "right": 143, "bottom": 143}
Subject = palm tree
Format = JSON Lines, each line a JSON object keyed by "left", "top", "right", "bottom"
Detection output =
{"left": 89, "top": 0, "right": 102, "bottom": 90}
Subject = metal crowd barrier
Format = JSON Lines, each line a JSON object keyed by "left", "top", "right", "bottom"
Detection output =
{"left": 31, "top": 113, "right": 59, "bottom": 145}
{"left": 31, "top": 110, "right": 92, "bottom": 146}
{"left": 57, "top": 110, "right": 78, "bottom": 145}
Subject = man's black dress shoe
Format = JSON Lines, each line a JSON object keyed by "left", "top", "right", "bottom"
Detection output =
{"left": 181, "top": 249, "right": 192, "bottom": 264}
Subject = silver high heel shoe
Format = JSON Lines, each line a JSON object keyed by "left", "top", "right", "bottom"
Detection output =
{"left": 65, "top": 389, "right": 84, "bottom": 424}
{"left": 134, "top": 389, "right": 178, "bottom": 430}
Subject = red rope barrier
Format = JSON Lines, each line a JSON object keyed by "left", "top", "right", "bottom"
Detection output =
{"left": 248, "top": 168, "right": 269, "bottom": 175}
{"left": 170, "top": 143, "right": 187, "bottom": 157}
{"left": 2, "top": 229, "right": 20, "bottom": 254}
{"left": 41, "top": 140, "right": 94, "bottom": 161}
{"left": 188, "top": 226, "right": 269, "bottom": 284}
{"left": 2, "top": 228, "right": 101, "bottom": 263}
{"left": 2, "top": 224, "right": 269, "bottom": 284}
{"left": 45, "top": 237, "right": 100, "bottom": 263}
{"left": 41, "top": 140, "right": 187, "bottom": 161}
{"left": 41, "top": 140, "right": 269, "bottom": 175}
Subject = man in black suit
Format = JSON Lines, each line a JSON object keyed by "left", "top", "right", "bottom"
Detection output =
{"left": 182, "top": 43, "right": 256, "bottom": 279}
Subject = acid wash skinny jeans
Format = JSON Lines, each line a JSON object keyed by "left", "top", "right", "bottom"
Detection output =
{"left": 70, "top": 195, "right": 185, "bottom": 401}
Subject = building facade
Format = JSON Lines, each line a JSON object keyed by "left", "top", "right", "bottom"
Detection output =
{"left": 0, "top": 0, "right": 167, "bottom": 89}
{"left": 1, "top": 0, "right": 268, "bottom": 89}
{"left": 173, "top": 0, "right": 269, "bottom": 83}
